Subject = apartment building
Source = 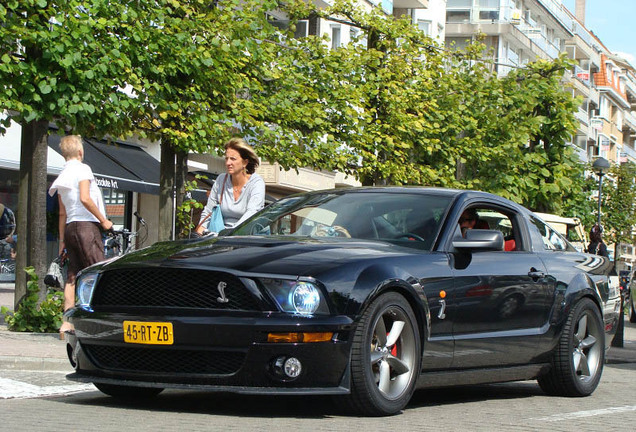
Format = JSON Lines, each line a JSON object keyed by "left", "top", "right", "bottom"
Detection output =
{"left": 443, "top": 0, "right": 636, "bottom": 168}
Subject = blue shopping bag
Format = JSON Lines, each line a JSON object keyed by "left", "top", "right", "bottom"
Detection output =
{"left": 208, "top": 206, "right": 225, "bottom": 233}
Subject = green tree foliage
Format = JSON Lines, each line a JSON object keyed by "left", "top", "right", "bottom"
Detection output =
{"left": 283, "top": 1, "right": 586, "bottom": 214}
{"left": 0, "top": 0, "right": 139, "bottom": 135}
{"left": 0, "top": 0, "right": 143, "bottom": 305}
{"left": 603, "top": 162, "right": 636, "bottom": 248}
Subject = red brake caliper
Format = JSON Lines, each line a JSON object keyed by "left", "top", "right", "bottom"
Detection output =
{"left": 388, "top": 333, "right": 398, "bottom": 356}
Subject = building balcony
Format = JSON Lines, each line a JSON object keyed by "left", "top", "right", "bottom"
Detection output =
{"left": 624, "top": 111, "right": 636, "bottom": 132}
{"left": 394, "top": 0, "right": 428, "bottom": 7}
{"left": 259, "top": 162, "right": 359, "bottom": 196}
{"left": 446, "top": 22, "right": 554, "bottom": 61}
{"left": 575, "top": 108, "right": 589, "bottom": 127}
{"left": 620, "top": 143, "right": 636, "bottom": 163}
{"left": 536, "top": 0, "right": 574, "bottom": 34}
{"left": 569, "top": 74, "right": 591, "bottom": 98}
{"left": 624, "top": 75, "right": 636, "bottom": 101}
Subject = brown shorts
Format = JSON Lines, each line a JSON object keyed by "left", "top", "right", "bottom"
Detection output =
{"left": 64, "top": 221, "right": 104, "bottom": 284}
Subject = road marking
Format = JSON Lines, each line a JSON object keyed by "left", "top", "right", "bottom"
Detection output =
{"left": 0, "top": 377, "right": 94, "bottom": 399}
{"left": 533, "top": 405, "right": 636, "bottom": 422}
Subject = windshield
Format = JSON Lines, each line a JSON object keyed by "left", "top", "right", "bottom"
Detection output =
{"left": 232, "top": 190, "right": 453, "bottom": 251}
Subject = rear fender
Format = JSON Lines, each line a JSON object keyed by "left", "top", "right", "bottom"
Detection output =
{"left": 554, "top": 272, "right": 605, "bottom": 327}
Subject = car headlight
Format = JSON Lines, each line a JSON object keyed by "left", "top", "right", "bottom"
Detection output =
{"left": 76, "top": 272, "right": 99, "bottom": 307}
{"left": 258, "top": 279, "right": 328, "bottom": 315}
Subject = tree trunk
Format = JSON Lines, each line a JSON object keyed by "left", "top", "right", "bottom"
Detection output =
{"left": 15, "top": 120, "right": 48, "bottom": 308}
{"left": 158, "top": 140, "right": 175, "bottom": 241}
{"left": 175, "top": 151, "right": 188, "bottom": 237}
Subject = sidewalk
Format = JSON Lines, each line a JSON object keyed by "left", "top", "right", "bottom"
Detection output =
{"left": 1, "top": 281, "right": 636, "bottom": 372}
{"left": 0, "top": 282, "right": 71, "bottom": 372}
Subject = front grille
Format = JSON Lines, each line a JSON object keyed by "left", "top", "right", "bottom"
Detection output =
{"left": 83, "top": 344, "right": 245, "bottom": 375}
{"left": 91, "top": 268, "right": 261, "bottom": 311}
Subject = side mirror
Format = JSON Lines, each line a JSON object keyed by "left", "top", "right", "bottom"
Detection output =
{"left": 452, "top": 229, "right": 504, "bottom": 251}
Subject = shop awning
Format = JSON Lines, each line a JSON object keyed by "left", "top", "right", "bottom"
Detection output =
{"left": 48, "top": 135, "right": 161, "bottom": 195}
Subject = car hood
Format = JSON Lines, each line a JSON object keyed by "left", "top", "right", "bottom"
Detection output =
{"left": 101, "top": 235, "right": 422, "bottom": 277}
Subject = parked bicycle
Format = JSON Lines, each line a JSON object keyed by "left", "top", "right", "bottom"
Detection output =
{"left": 104, "top": 212, "right": 148, "bottom": 258}
{"left": 0, "top": 257, "right": 15, "bottom": 274}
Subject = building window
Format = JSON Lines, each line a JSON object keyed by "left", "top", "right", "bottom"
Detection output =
{"left": 447, "top": 10, "right": 471, "bottom": 23}
{"left": 417, "top": 19, "right": 432, "bottom": 36}
{"left": 331, "top": 25, "right": 341, "bottom": 50}
{"left": 102, "top": 188, "right": 127, "bottom": 229}
{"left": 294, "top": 20, "right": 308, "bottom": 38}
{"left": 479, "top": 10, "right": 499, "bottom": 21}
{"left": 448, "top": 0, "right": 472, "bottom": 6}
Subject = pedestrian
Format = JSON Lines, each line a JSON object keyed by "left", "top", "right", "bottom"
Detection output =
{"left": 587, "top": 224, "right": 608, "bottom": 257}
{"left": 195, "top": 138, "right": 265, "bottom": 235}
{"left": 48, "top": 135, "right": 113, "bottom": 338}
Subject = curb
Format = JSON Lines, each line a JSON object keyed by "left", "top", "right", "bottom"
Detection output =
{"left": 0, "top": 356, "right": 72, "bottom": 372}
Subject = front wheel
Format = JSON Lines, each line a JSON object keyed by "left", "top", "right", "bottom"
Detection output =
{"left": 340, "top": 292, "right": 421, "bottom": 416}
{"left": 94, "top": 383, "right": 163, "bottom": 399}
{"left": 538, "top": 298, "right": 604, "bottom": 396}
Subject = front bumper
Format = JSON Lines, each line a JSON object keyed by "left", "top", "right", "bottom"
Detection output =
{"left": 65, "top": 308, "right": 354, "bottom": 394}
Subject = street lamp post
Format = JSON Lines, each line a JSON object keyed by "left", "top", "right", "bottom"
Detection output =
{"left": 592, "top": 157, "right": 610, "bottom": 227}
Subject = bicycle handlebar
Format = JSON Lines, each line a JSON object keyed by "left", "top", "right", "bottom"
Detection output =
{"left": 108, "top": 229, "right": 138, "bottom": 237}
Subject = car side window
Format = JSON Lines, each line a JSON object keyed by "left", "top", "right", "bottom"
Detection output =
{"left": 530, "top": 217, "right": 568, "bottom": 251}
{"left": 454, "top": 206, "right": 520, "bottom": 251}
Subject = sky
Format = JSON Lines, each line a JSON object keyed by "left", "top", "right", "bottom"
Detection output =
{"left": 562, "top": 0, "right": 636, "bottom": 67}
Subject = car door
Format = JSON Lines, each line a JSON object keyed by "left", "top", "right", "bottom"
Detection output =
{"left": 448, "top": 205, "right": 553, "bottom": 369}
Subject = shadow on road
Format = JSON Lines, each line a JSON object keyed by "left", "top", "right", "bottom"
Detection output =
{"left": 48, "top": 380, "right": 550, "bottom": 418}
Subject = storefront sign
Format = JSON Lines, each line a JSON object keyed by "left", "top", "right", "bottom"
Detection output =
{"left": 95, "top": 176, "right": 119, "bottom": 190}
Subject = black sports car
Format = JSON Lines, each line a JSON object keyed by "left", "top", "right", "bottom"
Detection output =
{"left": 65, "top": 187, "right": 620, "bottom": 416}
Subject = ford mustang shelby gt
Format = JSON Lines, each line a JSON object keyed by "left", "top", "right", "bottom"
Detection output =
{"left": 64, "top": 188, "right": 619, "bottom": 416}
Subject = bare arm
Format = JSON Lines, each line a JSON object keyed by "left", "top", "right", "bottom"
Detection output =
{"left": 57, "top": 195, "right": 67, "bottom": 256}
{"left": 79, "top": 180, "right": 113, "bottom": 231}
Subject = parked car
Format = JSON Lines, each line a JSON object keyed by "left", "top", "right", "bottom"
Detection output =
{"left": 65, "top": 187, "right": 619, "bottom": 416}
{"left": 534, "top": 212, "right": 587, "bottom": 252}
{"left": 628, "top": 273, "right": 636, "bottom": 323}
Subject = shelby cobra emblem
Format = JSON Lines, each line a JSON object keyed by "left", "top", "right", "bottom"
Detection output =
{"left": 216, "top": 281, "right": 229, "bottom": 303}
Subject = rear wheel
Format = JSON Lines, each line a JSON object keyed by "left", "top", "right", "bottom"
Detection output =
{"left": 94, "top": 383, "right": 163, "bottom": 399}
{"left": 538, "top": 298, "right": 604, "bottom": 396}
{"left": 340, "top": 292, "right": 421, "bottom": 416}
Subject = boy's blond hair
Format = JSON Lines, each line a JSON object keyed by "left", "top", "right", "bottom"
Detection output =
{"left": 59, "top": 135, "right": 83, "bottom": 160}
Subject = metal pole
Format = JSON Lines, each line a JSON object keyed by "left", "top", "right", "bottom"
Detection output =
{"left": 597, "top": 174, "right": 603, "bottom": 227}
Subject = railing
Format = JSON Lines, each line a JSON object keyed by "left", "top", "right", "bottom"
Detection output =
{"left": 623, "top": 111, "right": 636, "bottom": 131}
{"left": 623, "top": 74, "right": 636, "bottom": 98}
{"left": 536, "top": 0, "right": 574, "bottom": 34}
{"left": 571, "top": 21, "right": 599, "bottom": 51}
{"left": 575, "top": 108, "right": 589, "bottom": 125}
{"left": 621, "top": 143, "right": 636, "bottom": 161}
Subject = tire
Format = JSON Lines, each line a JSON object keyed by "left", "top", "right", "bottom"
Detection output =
{"left": 630, "top": 295, "right": 636, "bottom": 324}
{"left": 340, "top": 292, "right": 421, "bottom": 416}
{"left": 94, "top": 383, "right": 163, "bottom": 399}
{"left": 538, "top": 298, "right": 604, "bottom": 397}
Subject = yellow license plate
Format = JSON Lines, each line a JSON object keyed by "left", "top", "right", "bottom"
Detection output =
{"left": 123, "top": 321, "right": 174, "bottom": 345}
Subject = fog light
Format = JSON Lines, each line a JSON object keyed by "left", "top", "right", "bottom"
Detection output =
{"left": 284, "top": 357, "right": 302, "bottom": 378}
{"left": 273, "top": 356, "right": 303, "bottom": 379}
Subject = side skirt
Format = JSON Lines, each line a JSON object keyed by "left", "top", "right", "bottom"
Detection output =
{"left": 415, "top": 364, "right": 551, "bottom": 389}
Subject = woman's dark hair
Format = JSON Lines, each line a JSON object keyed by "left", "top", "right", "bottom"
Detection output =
{"left": 590, "top": 224, "right": 603, "bottom": 242}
